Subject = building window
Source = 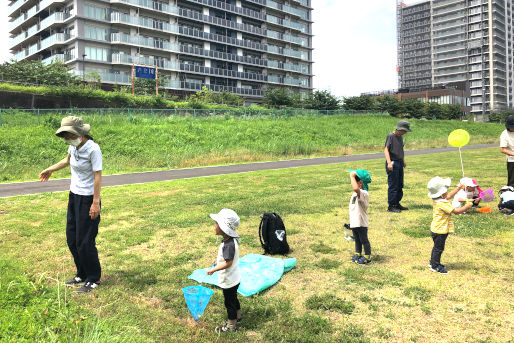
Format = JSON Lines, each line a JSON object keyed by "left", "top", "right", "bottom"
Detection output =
{"left": 84, "top": 4, "right": 108, "bottom": 20}
{"left": 85, "top": 25, "right": 108, "bottom": 41}
{"left": 85, "top": 46, "right": 108, "bottom": 62}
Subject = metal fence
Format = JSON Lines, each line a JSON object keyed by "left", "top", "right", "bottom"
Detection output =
{"left": 0, "top": 108, "right": 389, "bottom": 127}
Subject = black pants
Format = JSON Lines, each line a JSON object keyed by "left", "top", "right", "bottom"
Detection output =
{"left": 499, "top": 200, "right": 514, "bottom": 211}
{"left": 66, "top": 192, "right": 101, "bottom": 283}
{"left": 351, "top": 227, "right": 371, "bottom": 255}
{"left": 222, "top": 283, "right": 240, "bottom": 320}
{"left": 386, "top": 160, "right": 404, "bottom": 207}
{"left": 508, "top": 162, "right": 514, "bottom": 187}
{"left": 430, "top": 232, "right": 448, "bottom": 268}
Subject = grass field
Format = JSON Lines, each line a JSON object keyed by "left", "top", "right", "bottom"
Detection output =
{"left": 0, "top": 114, "right": 505, "bottom": 182}
{"left": 0, "top": 147, "right": 512, "bottom": 342}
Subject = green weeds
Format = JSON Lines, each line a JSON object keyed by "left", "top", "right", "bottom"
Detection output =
{"left": 305, "top": 294, "right": 355, "bottom": 314}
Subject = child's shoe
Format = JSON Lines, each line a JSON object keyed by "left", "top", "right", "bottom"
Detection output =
{"left": 356, "top": 256, "right": 371, "bottom": 264}
{"left": 215, "top": 324, "right": 236, "bottom": 333}
{"left": 351, "top": 254, "right": 360, "bottom": 263}
{"left": 501, "top": 208, "right": 513, "bottom": 216}
{"left": 215, "top": 319, "right": 237, "bottom": 333}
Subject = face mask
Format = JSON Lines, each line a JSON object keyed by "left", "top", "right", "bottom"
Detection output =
{"left": 65, "top": 138, "right": 81, "bottom": 147}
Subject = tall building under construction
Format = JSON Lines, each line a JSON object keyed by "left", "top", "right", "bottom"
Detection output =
{"left": 397, "top": 0, "right": 514, "bottom": 114}
{"left": 8, "top": 0, "right": 313, "bottom": 101}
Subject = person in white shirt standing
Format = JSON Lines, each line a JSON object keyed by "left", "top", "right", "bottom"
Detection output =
{"left": 500, "top": 115, "right": 514, "bottom": 187}
{"left": 39, "top": 116, "right": 102, "bottom": 294}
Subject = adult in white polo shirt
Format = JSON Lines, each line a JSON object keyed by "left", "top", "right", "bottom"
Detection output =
{"left": 500, "top": 115, "right": 514, "bottom": 187}
{"left": 39, "top": 116, "right": 102, "bottom": 294}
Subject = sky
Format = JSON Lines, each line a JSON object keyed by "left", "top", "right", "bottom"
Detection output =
{"left": 0, "top": 1, "right": 418, "bottom": 97}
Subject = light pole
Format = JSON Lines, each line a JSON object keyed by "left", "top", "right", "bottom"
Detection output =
{"left": 82, "top": 54, "right": 87, "bottom": 80}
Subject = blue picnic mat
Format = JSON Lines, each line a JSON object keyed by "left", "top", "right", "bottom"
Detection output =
{"left": 188, "top": 253, "right": 296, "bottom": 296}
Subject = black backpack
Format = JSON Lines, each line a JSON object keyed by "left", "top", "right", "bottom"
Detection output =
{"left": 259, "top": 213, "right": 290, "bottom": 255}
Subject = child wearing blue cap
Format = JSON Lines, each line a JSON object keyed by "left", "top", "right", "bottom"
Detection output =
{"left": 348, "top": 169, "right": 372, "bottom": 264}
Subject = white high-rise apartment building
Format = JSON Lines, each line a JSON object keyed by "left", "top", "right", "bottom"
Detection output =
{"left": 8, "top": 0, "right": 313, "bottom": 101}
{"left": 397, "top": 0, "right": 514, "bottom": 114}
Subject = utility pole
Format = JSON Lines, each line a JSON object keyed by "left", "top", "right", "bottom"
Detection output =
{"left": 82, "top": 54, "right": 87, "bottom": 81}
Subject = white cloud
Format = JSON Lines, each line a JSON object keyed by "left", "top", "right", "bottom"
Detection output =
{"left": 0, "top": 1, "right": 400, "bottom": 97}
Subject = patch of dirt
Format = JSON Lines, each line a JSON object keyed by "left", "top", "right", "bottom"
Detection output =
{"left": 130, "top": 293, "right": 165, "bottom": 309}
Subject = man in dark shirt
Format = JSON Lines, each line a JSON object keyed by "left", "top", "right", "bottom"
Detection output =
{"left": 384, "top": 120, "right": 411, "bottom": 213}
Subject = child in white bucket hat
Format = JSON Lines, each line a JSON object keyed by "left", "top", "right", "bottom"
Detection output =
{"left": 427, "top": 177, "right": 472, "bottom": 274}
{"left": 452, "top": 177, "right": 481, "bottom": 210}
{"left": 206, "top": 209, "right": 242, "bottom": 333}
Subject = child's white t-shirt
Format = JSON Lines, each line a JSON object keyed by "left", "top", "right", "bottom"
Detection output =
{"left": 217, "top": 238, "right": 240, "bottom": 289}
{"left": 452, "top": 189, "right": 478, "bottom": 208}
{"left": 501, "top": 191, "right": 514, "bottom": 203}
{"left": 349, "top": 189, "right": 369, "bottom": 228}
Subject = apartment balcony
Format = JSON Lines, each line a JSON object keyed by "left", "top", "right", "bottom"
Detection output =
{"left": 110, "top": 0, "right": 179, "bottom": 17}
{"left": 175, "top": 81, "right": 264, "bottom": 97}
{"left": 180, "top": 63, "right": 267, "bottom": 82}
{"left": 179, "top": 8, "right": 265, "bottom": 36}
{"left": 10, "top": 12, "right": 72, "bottom": 50}
{"left": 292, "top": 0, "right": 309, "bottom": 7}
{"left": 179, "top": 26, "right": 267, "bottom": 53}
{"left": 266, "top": 29, "right": 309, "bottom": 47}
{"left": 432, "top": 0, "right": 464, "bottom": 10}
{"left": 267, "top": 60, "right": 308, "bottom": 74}
{"left": 266, "top": 0, "right": 309, "bottom": 20}
{"left": 13, "top": 33, "right": 73, "bottom": 61}
{"left": 180, "top": 44, "right": 309, "bottom": 74}
{"left": 8, "top": 0, "right": 35, "bottom": 17}
{"left": 279, "top": 46, "right": 307, "bottom": 60}
{"left": 267, "top": 74, "right": 309, "bottom": 87}
{"left": 111, "top": 53, "right": 180, "bottom": 70}
{"left": 9, "top": 0, "right": 66, "bottom": 32}
{"left": 110, "top": 12, "right": 179, "bottom": 34}
{"left": 180, "top": 45, "right": 267, "bottom": 67}
{"left": 110, "top": 32, "right": 180, "bottom": 52}
{"left": 183, "top": 0, "right": 266, "bottom": 21}
{"left": 41, "top": 53, "right": 74, "bottom": 64}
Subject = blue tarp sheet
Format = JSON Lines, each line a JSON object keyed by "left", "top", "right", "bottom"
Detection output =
{"left": 188, "top": 254, "right": 296, "bottom": 296}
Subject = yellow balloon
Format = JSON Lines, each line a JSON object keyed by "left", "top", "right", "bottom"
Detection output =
{"left": 448, "top": 129, "right": 470, "bottom": 148}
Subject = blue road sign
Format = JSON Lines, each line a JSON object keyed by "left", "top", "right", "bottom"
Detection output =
{"left": 135, "top": 66, "right": 156, "bottom": 79}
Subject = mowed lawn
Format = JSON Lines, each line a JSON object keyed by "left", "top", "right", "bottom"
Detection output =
{"left": 0, "top": 148, "right": 512, "bottom": 342}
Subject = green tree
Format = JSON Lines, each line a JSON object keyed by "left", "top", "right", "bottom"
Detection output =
{"left": 376, "top": 95, "right": 401, "bottom": 117}
{"left": 342, "top": 95, "right": 376, "bottom": 111}
{"left": 134, "top": 74, "right": 170, "bottom": 95}
{"left": 191, "top": 87, "right": 243, "bottom": 106}
{"left": 425, "top": 102, "right": 443, "bottom": 119}
{"left": 0, "top": 60, "right": 78, "bottom": 86}
{"left": 303, "top": 90, "right": 341, "bottom": 110}
{"left": 440, "top": 104, "right": 462, "bottom": 120}
{"left": 401, "top": 99, "right": 426, "bottom": 118}
{"left": 264, "top": 88, "right": 294, "bottom": 108}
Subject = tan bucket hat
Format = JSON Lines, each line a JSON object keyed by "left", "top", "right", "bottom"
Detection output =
{"left": 55, "top": 116, "right": 91, "bottom": 137}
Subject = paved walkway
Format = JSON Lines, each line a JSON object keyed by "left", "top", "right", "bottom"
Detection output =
{"left": 0, "top": 144, "right": 497, "bottom": 198}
